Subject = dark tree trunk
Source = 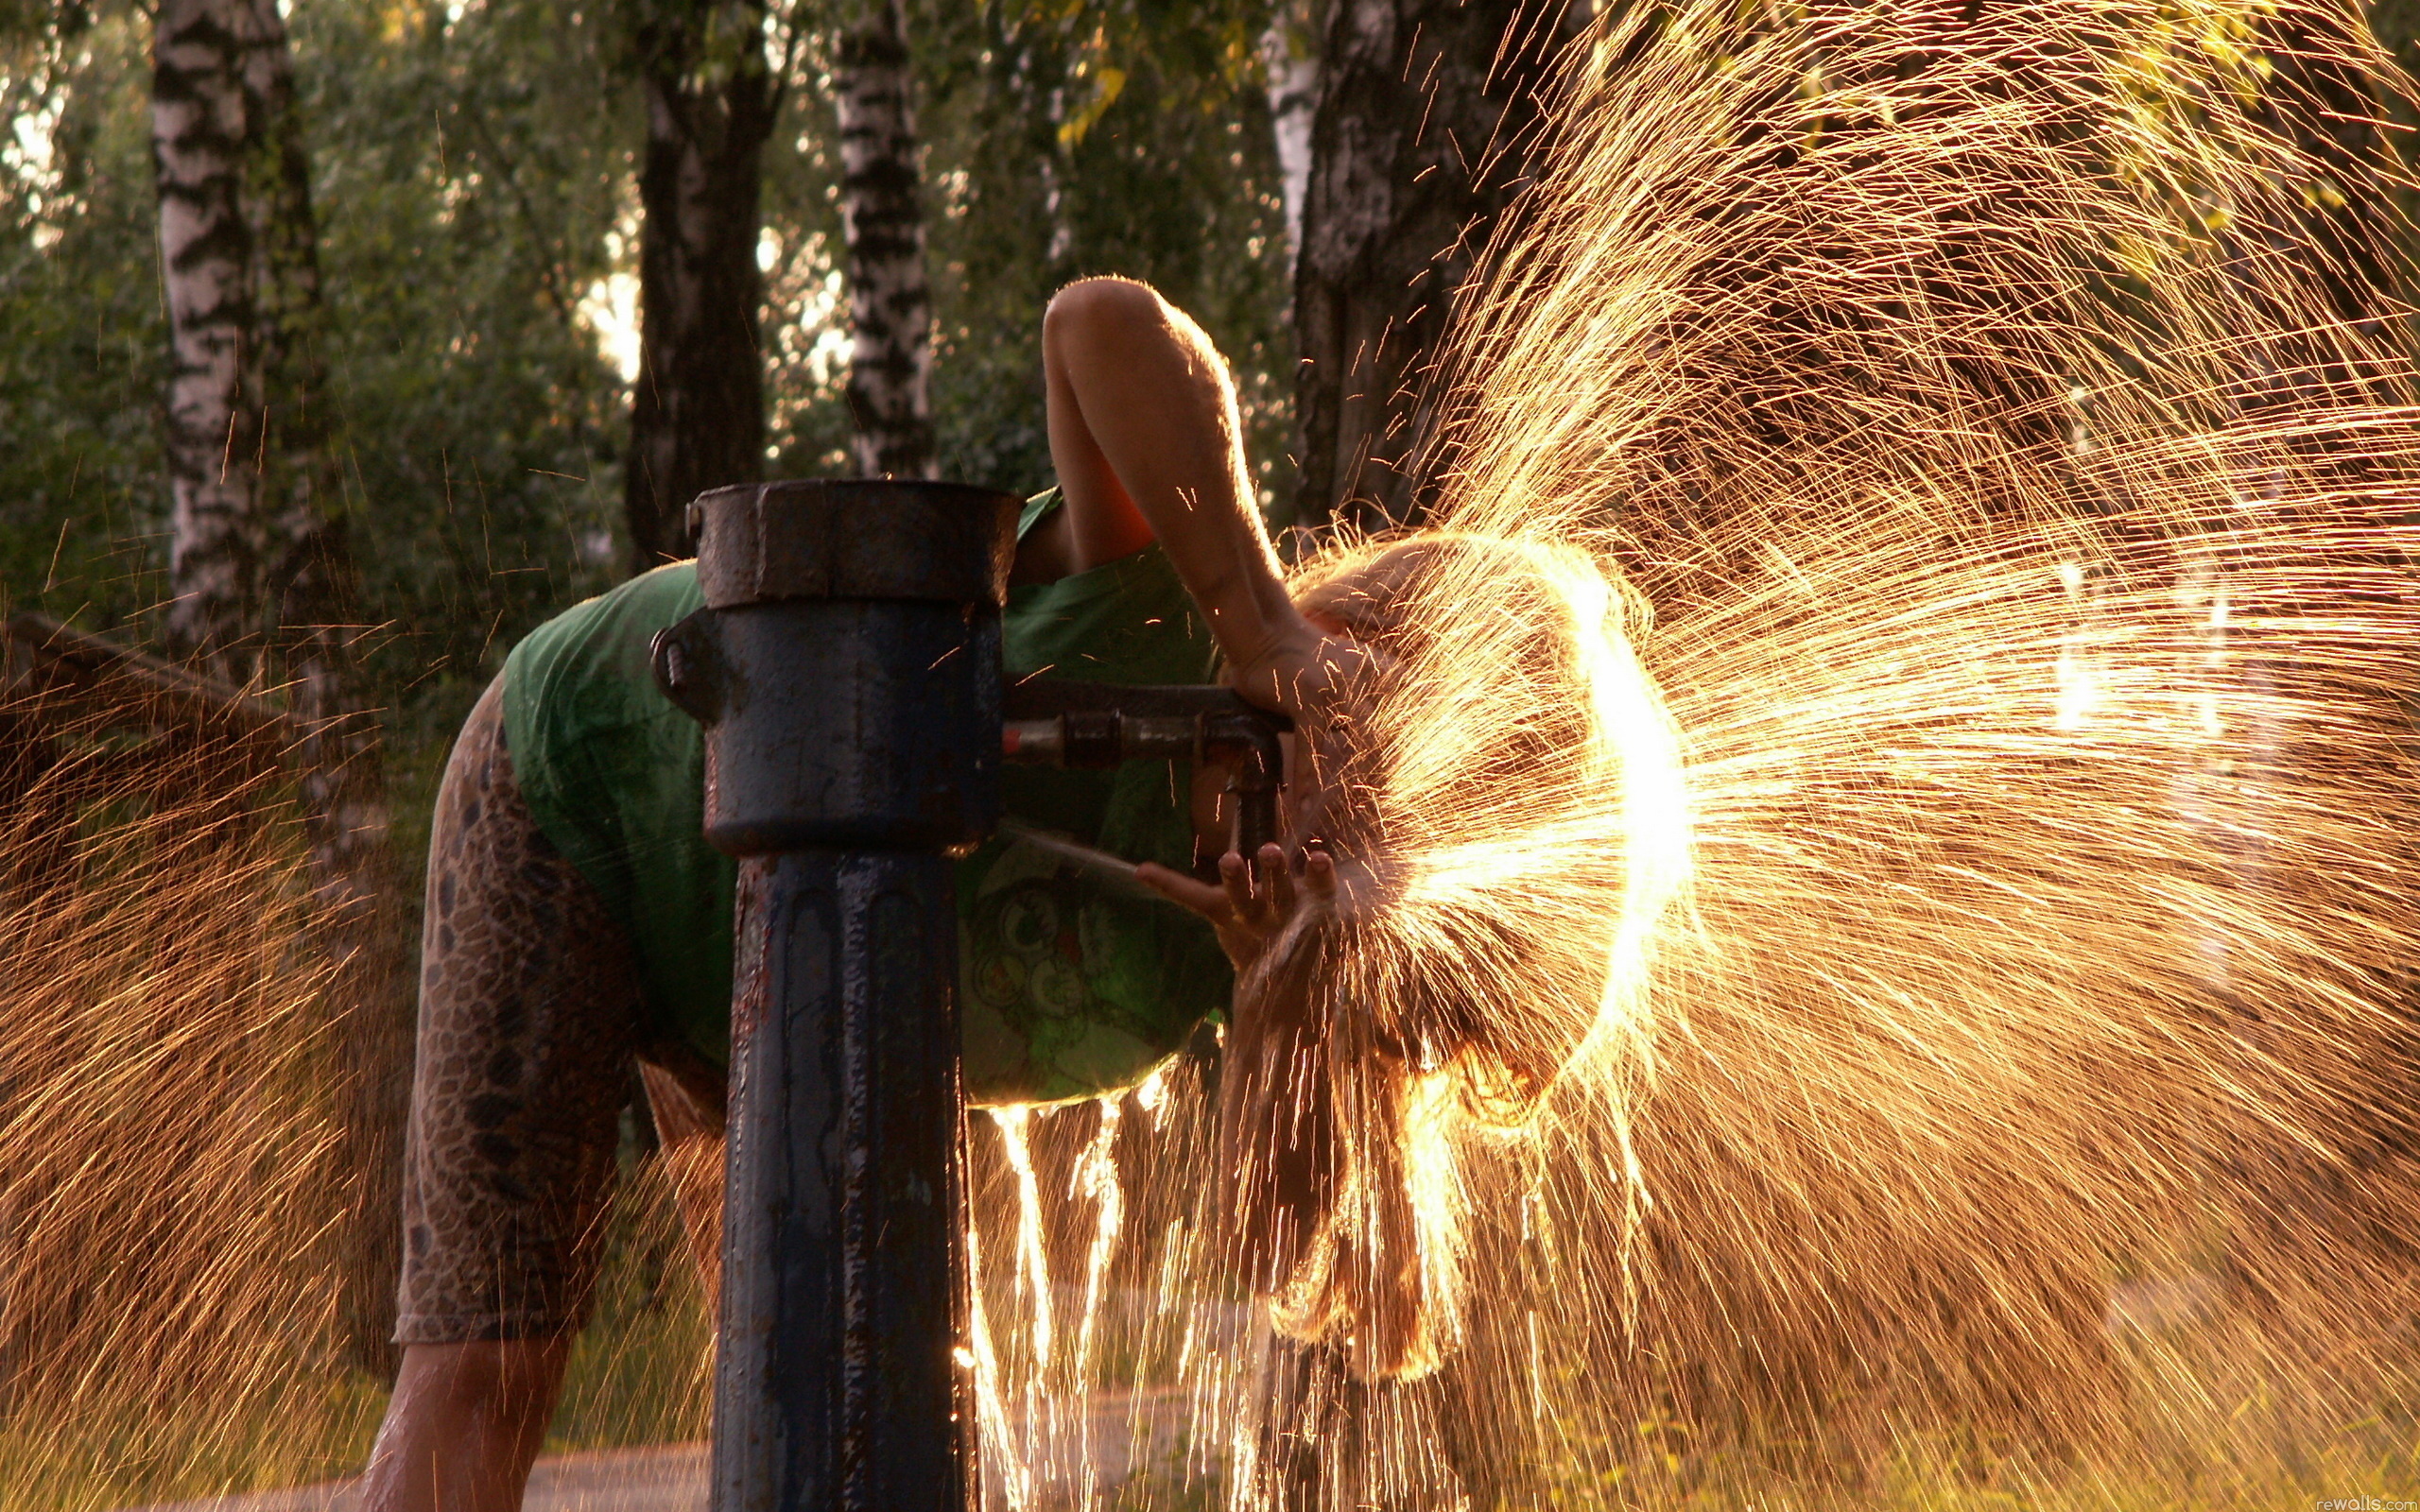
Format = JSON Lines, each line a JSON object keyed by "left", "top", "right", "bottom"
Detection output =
{"left": 835, "top": 0, "right": 935, "bottom": 479}
{"left": 624, "top": 1, "right": 778, "bottom": 570}
{"left": 1289, "top": 0, "right": 1581, "bottom": 533}
{"left": 153, "top": 0, "right": 407, "bottom": 1375}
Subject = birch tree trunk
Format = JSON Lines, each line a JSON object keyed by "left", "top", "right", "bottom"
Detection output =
{"left": 623, "top": 0, "right": 777, "bottom": 568}
{"left": 154, "top": 0, "right": 265, "bottom": 679}
{"left": 154, "top": 0, "right": 406, "bottom": 1373}
{"left": 1289, "top": 0, "right": 1579, "bottom": 532}
{"left": 835, "top": 0, "right": 935, "bottom": 480}
{"left": 1261, "top": 3, "right": 1321, "bottom": 269}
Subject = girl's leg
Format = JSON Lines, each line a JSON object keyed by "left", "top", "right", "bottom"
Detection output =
{"left": 395, "top": 674, "right": 644, "bottom": 1347}
{"left": 371, "top": 676, "right": 648, "bottom": 1510}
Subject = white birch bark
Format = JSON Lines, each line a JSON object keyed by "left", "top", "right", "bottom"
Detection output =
{"left": 153, "top": 0, "right": 406, "bottom": 1370}
{"left": 1261, "top": 5, "right": 1321, "bottom": 269}
{"left": 835, "top": 0, "right": 936, "bottom": 479}
{"left": 153, "top": 0, "right": 266, "bottom": 679}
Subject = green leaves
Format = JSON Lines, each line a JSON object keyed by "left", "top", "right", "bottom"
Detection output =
{"left": 0, "top": 0, "right": 1301, "bottom": 812}
{"left": 896, "top": 0, "right": 1292, "bottom": 502}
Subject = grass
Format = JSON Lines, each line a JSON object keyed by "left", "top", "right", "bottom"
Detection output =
{"left": 1516, "top": 1345, "right": 2420, "bottom": 1510}
{"left": 0, "top": 1155, "right": 711, "bottom": 1512}
{"left": 541, "top": 1156, "right": 716, "bottom": 1457}
{"left": 1060, "top": 1407, "right": 2420, "bottom": 1511}
{"left": 1537, "top": 1434, "right": 2420, "bottom": 1511}
{"left": 2, "top": 1168, "right": 2415, "bottom": 1512}
{"left": 0, "top": 1374, "right": 389, "bottom": 1512}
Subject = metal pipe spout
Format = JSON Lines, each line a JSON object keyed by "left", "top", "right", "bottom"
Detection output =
{"left": 1000, "top": 679, "right": 1294, "bottom": 863}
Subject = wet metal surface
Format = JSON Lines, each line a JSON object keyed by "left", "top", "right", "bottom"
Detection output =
{"left": 668, "top": 480, "right": 1020, "bottom": 1512}
{"left": 657, "top": 599, "right": 1006, "bottom": 855}
{"left": 715, "top": 850, "right": 971, "bottom": 1512}
{"left": 999, "top": 680, "right": 1291, "bottom": 862}
{"left": 687, "top": 481, "right": 1017, "bottom": 611}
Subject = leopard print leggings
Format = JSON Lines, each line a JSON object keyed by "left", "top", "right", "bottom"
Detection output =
{"left": 395, "top": 677, "right": 725, "bottom": 1344}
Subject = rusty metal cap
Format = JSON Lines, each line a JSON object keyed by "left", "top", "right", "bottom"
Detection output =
{"left": 688, "top": 479, "right": 1021, "bottom": 609}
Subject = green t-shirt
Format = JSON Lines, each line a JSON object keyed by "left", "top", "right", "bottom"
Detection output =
{"left": 501, "top": 493, "right": 1233, "bottom": 1105}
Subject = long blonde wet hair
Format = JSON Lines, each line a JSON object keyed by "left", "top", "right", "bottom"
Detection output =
{"left": 1219, "top": 530, "right": 1690, "bottom": 1381}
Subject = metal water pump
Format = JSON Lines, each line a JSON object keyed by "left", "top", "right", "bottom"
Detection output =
{"left": 654, "top": 478, "right": 1288, "bottom": 1512}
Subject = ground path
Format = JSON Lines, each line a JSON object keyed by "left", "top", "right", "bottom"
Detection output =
{"left": 121, "top": 1444, "right": 706, "bottom": 1512}
{"left": 120, "top": 1386, "right": 1191, "bottom": 1512}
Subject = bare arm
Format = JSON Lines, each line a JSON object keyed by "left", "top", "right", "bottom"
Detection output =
{"left": 1039, "top": 277, "right": 1359, "bottom": 718}
{"left": 357, "top": 1340, "right": 568, "bottom": 1512}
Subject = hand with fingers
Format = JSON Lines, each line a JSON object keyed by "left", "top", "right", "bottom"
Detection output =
{"left": 1137, "top": 842, "right": 1338, "bottom": 974}
{"left": 1143, "top": 840, "right": 1342, "bottom": 1300}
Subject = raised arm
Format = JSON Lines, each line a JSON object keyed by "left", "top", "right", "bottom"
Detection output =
{"left": 1039, "top": 277, "right": 1356, "bottom": 718}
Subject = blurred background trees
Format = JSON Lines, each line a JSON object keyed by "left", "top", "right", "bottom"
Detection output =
{"left": 6, "top": 0, "right": 2418, "bottom": 815}
{"left": 0, "top": 0, "right": 1312, "bottom": 747}
{"left": 0, "top": 0, "right": 1313, "bottom": 1385}
{"left": 0, "top": 0, "right": 1618, "bottom": 765}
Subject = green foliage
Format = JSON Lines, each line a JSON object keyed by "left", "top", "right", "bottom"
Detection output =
{"left": 2382, "top": 0, "right": 2420, "bottom": 80}
{"left": 0, "top": 13, "right": 168, "bottom": 636}
{"left": 0, "top": 1371, "right": 385, "bottom": 1511}
{"left": 875, "top": 0, "right": 1294, "bottom": 504}
{"left": 0, "top": 0, "right": 86, "bottom": 47}
{"left": 0, "top": 0, "right": 642, "bottom": 834}
{"left": 296, "top": 0, "right": 633, "bottom": 698}
{"left": 0, "top": 0, "right": 1296, "bottom": 712}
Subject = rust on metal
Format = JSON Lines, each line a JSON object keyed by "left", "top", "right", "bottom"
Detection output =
{"left": 689, "top": 480, "right": 1019, "bottom": 610}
